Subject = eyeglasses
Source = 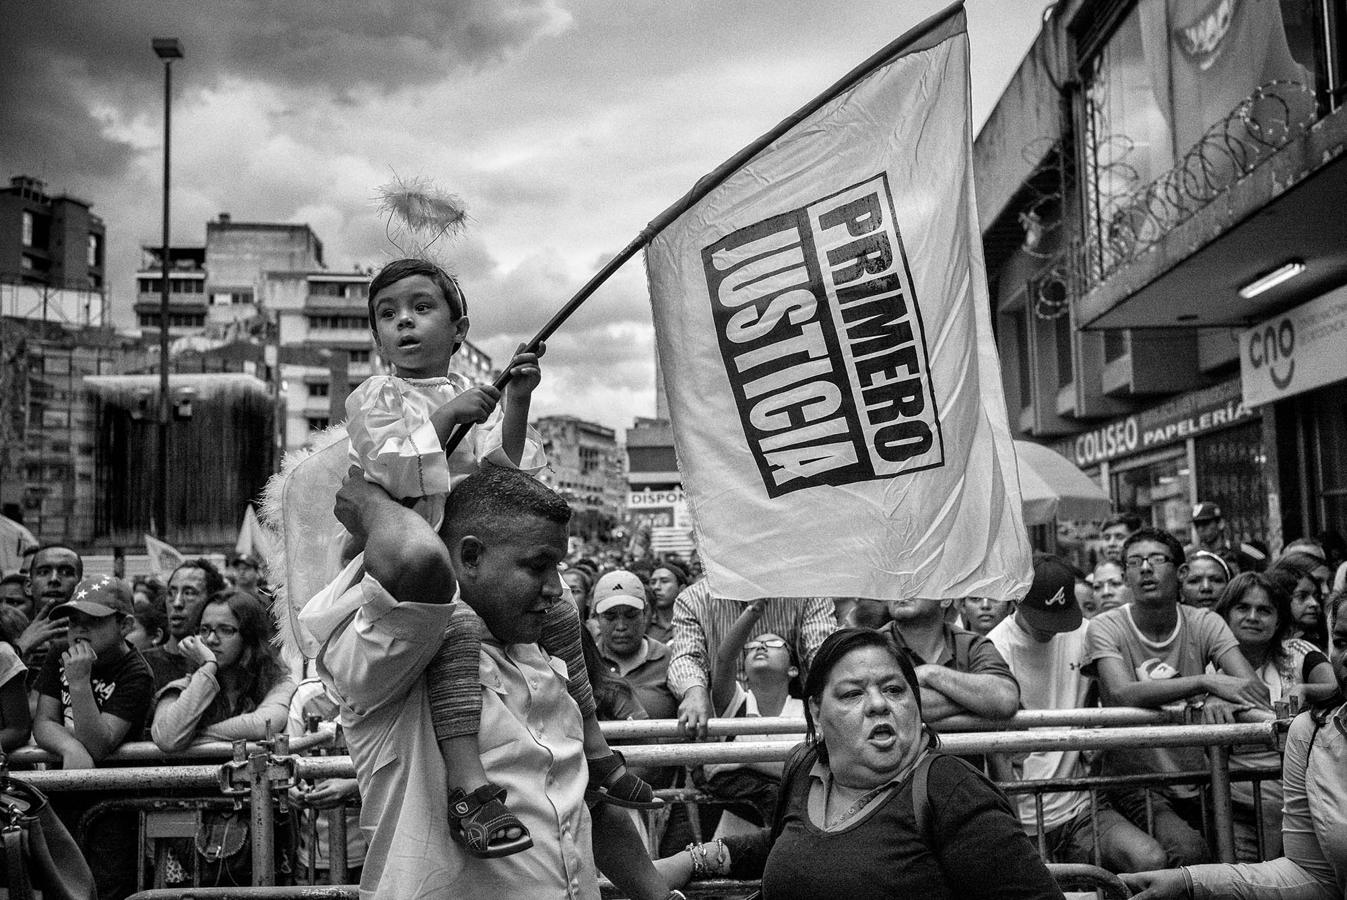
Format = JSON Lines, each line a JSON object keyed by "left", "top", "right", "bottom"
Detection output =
{"left": 197, "top": 624, "right": 240, "bottom": 640}
{"left": 1124, "top": 553, "right": 1174, "bottom": 570}
{"left": 744, "top": 639, "right": 788, "bottom": 652}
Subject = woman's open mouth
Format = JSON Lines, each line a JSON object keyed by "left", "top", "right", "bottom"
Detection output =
{"left": 867, "top": 723, "right": 897, "bottom": 747}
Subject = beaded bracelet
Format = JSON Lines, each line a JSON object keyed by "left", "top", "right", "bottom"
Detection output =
{"left": 684, "top": 837, "right": 727, "bottom": 878}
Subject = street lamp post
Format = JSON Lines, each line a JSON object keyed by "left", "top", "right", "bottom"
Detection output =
{"left": 152, "top": 37, "right": 183, "bottom": 541}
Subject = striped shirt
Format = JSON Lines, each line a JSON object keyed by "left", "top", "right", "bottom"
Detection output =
{"left": 666, "top": 580, "right": 837, "bottom": 698}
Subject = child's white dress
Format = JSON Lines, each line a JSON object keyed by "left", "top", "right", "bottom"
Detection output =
{"left": 345, "top": 372, "right": 546, "bottom": 528}
{"left": 298, "top": 372, "right": 546, "bottom": 648}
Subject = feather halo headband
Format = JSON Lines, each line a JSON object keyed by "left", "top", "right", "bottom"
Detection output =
{"left": 376, "top": 175, "right": 470, "bottom": 259}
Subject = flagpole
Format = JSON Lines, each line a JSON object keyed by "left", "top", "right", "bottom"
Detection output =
{"left": 444, "top": 1, "right": 965, "bottom": 454}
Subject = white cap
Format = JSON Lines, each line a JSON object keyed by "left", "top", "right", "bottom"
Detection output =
{"left": 592, "top": 570, "right": 647, "bottom": 615}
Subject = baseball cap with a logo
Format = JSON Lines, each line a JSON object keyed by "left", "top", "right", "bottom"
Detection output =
{"left": 592, "top": 570, "right": 648, "bottom": 616}
{"left": 1017, "top": 556, "right": 1083, "bottom": 634}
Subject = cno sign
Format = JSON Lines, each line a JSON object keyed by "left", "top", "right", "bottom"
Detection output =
{"left": 1241, "top": 286, "right": 1347, "bottom": 407}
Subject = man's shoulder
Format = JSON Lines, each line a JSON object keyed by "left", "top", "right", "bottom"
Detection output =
{"left": 103, "top": 647, "right": 153, "bottom": 682}
{"left": 1089, "top": 606, "right": 1131, "bottom": 635}
{"left": 643, "top": 636, "right": 671, "bottom": 661}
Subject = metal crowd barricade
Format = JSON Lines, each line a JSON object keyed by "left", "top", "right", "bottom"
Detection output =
{"left": 14, "top": 711, "right": 1284, "bottom": 895}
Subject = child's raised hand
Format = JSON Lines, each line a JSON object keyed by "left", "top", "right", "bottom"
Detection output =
{"left": 503, "top": 342, "right": 544, "bottom": 399}
{"left": 61, "top": 640, "right": 97, "bottom": 683}
{"left": 444, "top": 385, "right": 501, "bottom": 427}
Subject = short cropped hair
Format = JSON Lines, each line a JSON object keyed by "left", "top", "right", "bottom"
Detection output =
{"left": 367, "top": 258, "right": 467, "bottom": 331}
{"left": 1122, "top": 527, "right": 1185, "bottom": 568}
{"left": 441, "top": 466, "right": 571, "bottom": 546}
{"left": 30, "top": 543, "right": 83, "bottom": 578}
{"left": 1102, "top": 513, "right": 1142, "bottom": 533}
{"left": 168, "top": 558, "right": 227, "bottom": 597}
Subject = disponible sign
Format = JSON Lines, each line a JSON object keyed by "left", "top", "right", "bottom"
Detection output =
{"left": 1240, "top": 286, "right": 1347, "bottom": 407}
{"left": 627, "top": 488, "right": 688, "bottom": 530}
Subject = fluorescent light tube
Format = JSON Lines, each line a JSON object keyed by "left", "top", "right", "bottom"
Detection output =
{"left": 1238, "top": 261, "right": 1305, "bottom": 299}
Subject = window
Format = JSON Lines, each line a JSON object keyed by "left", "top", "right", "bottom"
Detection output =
{"left": 1013, "top": 313, "right": 1031, "bottom": 409}
{"left": 308, "top": 382, "right": 330, "bottom": 397}
{"left": 1081, "top": 1, "right": 1325, "bottom": 282}
{"left": 1055, "top": 310, "right": 1074, "bottom": 389}
{"left": 307, "top": 315, "right": 366, "bottom": 330}
{"left": 306, "top": 416, "right": 331, "bottom": 431}
{"left": 1104, "top": 329, "right": 1130, "bottom": 363}
{"left": 21, "top": 212, "right": 34, "bottom": 247}
{"left": 580, "top": 446, "right": 601, "bottom": 475}
{"left": 87, "top": 233, "right": 101, "bottom": 268}
{"left": 348, "top": 349, "right": 371, "bottom": 364}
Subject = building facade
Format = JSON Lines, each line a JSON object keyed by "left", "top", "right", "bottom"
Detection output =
{"left": 535, "top": 415, "right": 626, "bottom": 540}
{"left": 976, "top": 0, "right": 1347, "bottom": 553}
{"left": 131, "top": 214, "right": 494, "bottom": 453}
{"left": 623, "top": 416, "right": 694, "bottom": 556}
{"left": 0, "top": 175, "right": 107, "bottom": 327}
{"left": 0, "top": 318, "right": 151, "bottom": 546}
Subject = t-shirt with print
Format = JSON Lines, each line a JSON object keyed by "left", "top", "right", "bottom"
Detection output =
{"left": 35, "top": 644, "right": 154, "bottom": 738}
{"left": 1083, "top": 604, "right": 1239, "bottom": 797}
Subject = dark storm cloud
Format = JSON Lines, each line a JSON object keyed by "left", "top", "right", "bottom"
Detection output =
{"left": 0, "top": 0, "right": 570, "bottom": 182}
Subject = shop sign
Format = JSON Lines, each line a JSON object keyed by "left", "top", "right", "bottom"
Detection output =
{"left": 626, "top": 487, "right": 688, "bottom": 530}
{"left": 1056, "top": 379, "right": 1254, "bottom": 467}
{"left": 1240, "top": 285, "right": 1347, "bottom": 407}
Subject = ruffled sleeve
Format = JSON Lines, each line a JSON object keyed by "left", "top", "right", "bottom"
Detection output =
{"left": 468, "top": 403, "right": 547, "bottom": 478}
{"left": 345, "top": 376, "right": 451, "bottom": 499}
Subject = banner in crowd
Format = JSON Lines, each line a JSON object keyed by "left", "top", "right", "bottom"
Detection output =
{"left": 144, "top": 533, "right": 185, "bottom": 579}
{"left": 645, "top": 6, "right": 1031, "bottom": 601}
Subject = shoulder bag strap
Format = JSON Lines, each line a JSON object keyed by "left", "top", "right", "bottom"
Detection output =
{"left": 911, "top": 751, "right": 936, "bottom": 842}
{"left": 2, "top": 822, "right": 33, "bottom": 900}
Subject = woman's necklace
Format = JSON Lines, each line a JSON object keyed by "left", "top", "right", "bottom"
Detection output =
{"left": 824, "top": 777, "right": 894, "bottom": 829}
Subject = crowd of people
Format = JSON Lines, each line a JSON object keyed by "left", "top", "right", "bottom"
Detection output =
{"left": 1, "top": 250, "right": 1344, "bottom": 899}
{"left": 1, "top": 496, "right": 1342, "bottom": 898}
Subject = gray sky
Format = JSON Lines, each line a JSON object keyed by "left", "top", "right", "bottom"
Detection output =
{"left": 1, "top": 0, "right": 1043, "bottom": 432}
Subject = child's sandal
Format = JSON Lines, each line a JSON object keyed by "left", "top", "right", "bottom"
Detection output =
{"left": 447, "top": 783, "right": 533, "bottom": 858}
{"left": 585, "top": 750, "right": 664, "bottom": 809}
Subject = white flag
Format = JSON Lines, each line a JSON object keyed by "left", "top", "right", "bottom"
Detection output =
{"left": 234, "top": 503, "right": 276, "bottom": 562}
{"left": 645, "top": 7, "right": 1031, "bottom": 602}
{"left": 144, "top": 533, "right": 185, "bottom": 580}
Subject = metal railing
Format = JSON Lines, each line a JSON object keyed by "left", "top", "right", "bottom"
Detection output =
{"left": 9, "top": 711, "right": 1286, "bottom": 897}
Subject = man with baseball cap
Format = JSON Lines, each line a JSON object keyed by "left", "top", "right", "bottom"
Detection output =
{"left": 593, "top": 571, "right": 677, "bottom": 722}
{"left": 1185, "top": 502, "right": 1240, "bottom": 573}
{"left": 31, "top": 574, "right": 154, "bottom": 899}
{"left": 989, "top": 556, "right": 1168, "bottom": 871}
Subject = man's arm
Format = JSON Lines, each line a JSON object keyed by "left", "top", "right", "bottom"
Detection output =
{"left": 916, "top": 666, "right": 1019, "bottom": 720}
{"left": 334, "top": 467, "right": 455, "bottom": 603}
{"left": 590, "top": 801, "right": 669, "bottom": 900}
{"left": 1093, "top": 656, "right": 1216, "bottom": 708}
{"left": 666, "top": 585, "right": 713, "bottom": 739}
{"left": 666, "top": 586, "right": 710, "bottom": 697}
{"left": 32, "top": 694, "right": 93, "bottom": 767}
{"left": 61, "top": 643, "right": 130, "bottom": 761}
{"left": 796, "top": 599, "right": 838, "bottom": 670}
